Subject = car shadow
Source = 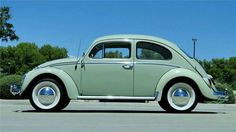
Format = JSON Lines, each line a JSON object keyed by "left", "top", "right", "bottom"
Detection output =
{"left": 15, "top": 109, "right": 222, "bottom": 114}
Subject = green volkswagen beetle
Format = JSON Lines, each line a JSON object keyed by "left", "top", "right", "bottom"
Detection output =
{"left": 10, "top": 34, "right": 227, "bottom": 112}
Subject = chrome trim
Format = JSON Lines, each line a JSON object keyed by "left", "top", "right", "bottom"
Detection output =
{"left": 171, "top": 88, "right": 191, "bottom": 107}
{"left": 84, "top": 61, "right": 180, "bottom": 69}
{"left": 86, "top": 38, "right": 133, "bottom": 59}
{"left": 49, "top": 61, "right": 79, "bottom": 67}
{"left": 37, "top": 87, "right": 56, "bottom": 106}
{"left": 156, "top": 91, "right": 162, "bottom": 101}
{"left": 122, "top": 64, "right": 133, "bottom": 70}
{"left": 135, "top": 62, "right": 181, "bottom": 68}
{"left": 84, "top": 61, "right": 133, "bottom": 65}
{"left": 77, "top": 96, "right": 155, "bottom": 101}
{"left": 214, "top": 91, "right": 229, "bottom": 102}
{"left": 10, "top": 84, "right": 21, "bottom": 95}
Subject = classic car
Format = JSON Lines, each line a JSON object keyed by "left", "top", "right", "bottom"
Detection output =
{"left": 10, "top": 34, "right": 227, "bottom": 112}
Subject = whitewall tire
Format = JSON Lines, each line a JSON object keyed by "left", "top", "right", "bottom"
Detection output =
{"left": 159, "top": 81, "right": 198, "bottom": 112}
{"left": 29, "top": 78, "right": 70, "bottom": 111}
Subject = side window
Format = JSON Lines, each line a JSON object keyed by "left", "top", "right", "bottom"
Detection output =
{"left": 89, "top": 44, "right": 103, "bottom": 58}
{"left": 136, "top": 42, "right": 172, "bottom": 60}
{"left": 89, "top": 42, "right": 131, "bottom": 59}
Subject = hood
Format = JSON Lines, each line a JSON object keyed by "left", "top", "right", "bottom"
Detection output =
{"left": 38, "top": 57, "right": 78, "bottom": 68}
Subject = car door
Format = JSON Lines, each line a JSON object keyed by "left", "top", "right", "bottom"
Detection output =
{"left": 134, "top": 40, "right": 175, "bottom": 97}
{"left": 81, "top": 40, "right": 134, "bottom": 96}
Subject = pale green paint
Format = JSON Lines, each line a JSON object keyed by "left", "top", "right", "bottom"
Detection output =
{"left": 155, "top": 68, "right": 217, "bottom": 100}
{"left": 134, "top": 62, "right": 176, "bottom": 97}
{"left": 37, "top": 58, "right": 77, "bottom": 68}
{"left": 21, "top": 34, "right": 219, "bottom": 101}
{"left": 21, "top": 67, "right": 79, "bottom": 99}
{"left": 81, "top": 60, "right": 133, "bottom": 96}
{"left": 133, "top": 39, "right": 181, "bottom": 97}
{"left": 92, "top": 34, "right": 178, "bottom": 50}
{"left": 56, "top": 65, "right": 82, "bottom": 95}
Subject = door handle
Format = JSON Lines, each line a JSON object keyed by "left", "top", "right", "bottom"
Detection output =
{"left": 122, "top": 64, "right": 133, "bottom": 70}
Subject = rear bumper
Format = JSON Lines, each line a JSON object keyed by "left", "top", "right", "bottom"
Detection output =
{"left": 10, "top": 84, "right": 21, "bottom": 95}
{"left": 213, "top": 90, "right": 228, "bottom": 102}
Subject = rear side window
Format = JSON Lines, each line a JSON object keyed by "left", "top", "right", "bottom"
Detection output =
{"left": 136, "top": 42, "right": 172, "bottom": 60}
{"left": 89, "top": 42, "right": 131, "bottom": 59}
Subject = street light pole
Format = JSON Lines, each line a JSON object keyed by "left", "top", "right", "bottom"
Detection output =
{"left": 192, "top": 38, "right": 197, "bottom": 59}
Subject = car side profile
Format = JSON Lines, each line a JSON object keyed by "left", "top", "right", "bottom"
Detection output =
{"left": 10, "top": 34, "right": 227, "bottom": 112}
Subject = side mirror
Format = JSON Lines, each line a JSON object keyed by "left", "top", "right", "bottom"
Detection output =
{"left": 82, "top": 52, "right": 85, "bottom": 56}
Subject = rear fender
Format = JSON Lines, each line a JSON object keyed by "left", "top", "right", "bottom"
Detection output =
{"left": 155, "top": 68, "right": 217, "bottom": 101}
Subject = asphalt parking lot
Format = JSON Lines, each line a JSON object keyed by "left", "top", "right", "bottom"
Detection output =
{"left": 0, "top": 99, "right": 235, "bottom": 132}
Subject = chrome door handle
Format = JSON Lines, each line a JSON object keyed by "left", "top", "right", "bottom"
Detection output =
{"left": 122, "top": 64, "right": 133, "bottom": 70}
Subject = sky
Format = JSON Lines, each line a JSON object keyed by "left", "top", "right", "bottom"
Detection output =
{"left": 1, "top": 0, "right": 236, "bottom": 60}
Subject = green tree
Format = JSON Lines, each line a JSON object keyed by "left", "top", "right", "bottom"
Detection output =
{"left": 139, "top": 49, "right": 164, "bottom": 60}
{"left": 0, "top": 45, "right": 16, "bottom": 74}
{"left": 105, "top": 50, "right": 122, "bottom": 58}
{"left": 200, "top": 57, "right": 236, "bottom": 90}
{"left": 14, "top": 43, "right": 45, "bottom": 74}
{"left": 0, "top": 43, "right": 68, "bottom": 75}
{"left": 39, "top": 44, "right": 68, "bottom": 61}
{"left": 0, "top": 6, "right": 19, "bottom": 42}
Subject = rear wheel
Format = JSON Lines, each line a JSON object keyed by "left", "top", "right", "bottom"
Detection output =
{"left": 29, "top": 78, "right": 70, "bottom": 111}
{"left": 159, "top": 82, "right": 198, "bottom": 112}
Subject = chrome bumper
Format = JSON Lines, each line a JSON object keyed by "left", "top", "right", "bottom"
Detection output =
{"left": 213, "top": 90, "right": 228, "bottom": 102}
{"left": 10, "top": 84, "right": 21, "bottom": 95}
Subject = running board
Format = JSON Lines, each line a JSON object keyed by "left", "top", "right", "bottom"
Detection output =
{"left": 77, "top": 96, "right": 156, "bottom": 101}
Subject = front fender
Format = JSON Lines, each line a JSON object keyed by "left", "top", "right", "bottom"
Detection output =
{"left": 155, "top": 68, "right": 217, "bottom": 101}
{"left": 21, "top": 67, "right": 79, "bottom": 99}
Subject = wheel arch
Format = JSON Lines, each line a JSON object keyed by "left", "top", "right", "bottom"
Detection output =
{"left": 21, "top": 67, "right": 79, "bottom": 99}
{"left": 155, "top": 68, "right": 215, "bottom": 102}
{"left": 162, "top": 77, "right": 204, "bottom": 102}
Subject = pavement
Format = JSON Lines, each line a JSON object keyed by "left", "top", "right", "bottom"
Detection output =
{"left": 0, "top": 99, "right": 236, "bottom": 132}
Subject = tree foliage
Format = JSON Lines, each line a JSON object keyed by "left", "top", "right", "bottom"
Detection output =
{"left": 40, "top": 44, "right": 68, "bottom": 61}
{"left": 0, "top": 42, "right": 68, "bottom": 75}
{"left": 139, "top": 49, "right": 164, "bottom": 60}
{"left": 199, "top": 57, "right": 236, "bottom": 90}
{"left": 0, "top": 6, "right": 19, "bottom": 42}
{"left": 105, "top": 50, "right": 123, "bottom": 58}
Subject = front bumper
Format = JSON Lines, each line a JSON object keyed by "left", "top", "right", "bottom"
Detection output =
{"left": 10, "top": 84, "right": 21, "bottom": 95}
{"left": 9, "top": 73, "right": 26, "bottom": 96}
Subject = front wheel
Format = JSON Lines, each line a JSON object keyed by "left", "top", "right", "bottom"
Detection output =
{"left": 29, "top": 78, "right": 70, "bottom": 111}
{"left": 159, "top": 82, "right": 198, "bottom": 112}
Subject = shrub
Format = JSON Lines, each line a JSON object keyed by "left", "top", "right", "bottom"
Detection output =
{"left": 231, "top": 80, "right": 236, "bottom": 90}
{"left": 0, "top": 71, "right": 7, "bottom": 79}
{"left": 0, "top": 74, "right": 22, "bottom": 99}
{"left": 215, "top": 83, "right": 235, "bottom": 104}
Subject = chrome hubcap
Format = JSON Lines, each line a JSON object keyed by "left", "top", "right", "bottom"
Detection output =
{"left": 171, "top": 88, "right": 191, "bottom": 107}
{"left": 167, "top": 83, "right": 196, "bottom": 111}
{"left": 37, "top": 87, "right": 56, "bottom": 106}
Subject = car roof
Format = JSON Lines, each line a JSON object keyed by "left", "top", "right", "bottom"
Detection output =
{"left": 93, "top": 34, "right": 178, "bottom": 48}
